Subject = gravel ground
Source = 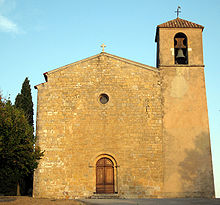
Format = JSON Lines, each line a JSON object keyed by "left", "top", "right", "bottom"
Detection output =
{"left": 0, "top": 196, "right": 86, "bottom": 205}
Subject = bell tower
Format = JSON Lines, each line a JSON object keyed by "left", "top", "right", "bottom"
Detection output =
{"left": 155, "top": 17, "right": 204, "bottom": 67}
{"left": 156, "top": 18, "right": 215, "bottom": 198}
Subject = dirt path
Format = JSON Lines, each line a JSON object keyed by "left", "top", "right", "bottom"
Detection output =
{"left": 0, "top": 196, "right": 86, "bottom": 205}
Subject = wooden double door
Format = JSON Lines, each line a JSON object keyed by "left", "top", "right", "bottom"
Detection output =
{"left": 96, "top": 157, "right": 114, "bottom": 194}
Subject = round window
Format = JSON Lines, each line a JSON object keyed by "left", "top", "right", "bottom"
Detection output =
{"left": 99, "top": 94, "right": 109, "bottom": 104}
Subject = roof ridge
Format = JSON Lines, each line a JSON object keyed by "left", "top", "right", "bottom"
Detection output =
{"left": 45, "top": 52, "right": 158, "bottom": 76}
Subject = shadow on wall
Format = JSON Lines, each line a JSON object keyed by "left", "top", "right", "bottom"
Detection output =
{"left": 178, "top": 132, "right": 215, "bottom": 198}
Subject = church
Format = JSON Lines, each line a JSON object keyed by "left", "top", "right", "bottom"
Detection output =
{"left": 33, "top": 17, "right": 215, "bottom": 199}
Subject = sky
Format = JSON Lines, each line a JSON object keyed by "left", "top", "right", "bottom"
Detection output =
{"left": 0, "top": 0, "right": 219, "bottom": 197}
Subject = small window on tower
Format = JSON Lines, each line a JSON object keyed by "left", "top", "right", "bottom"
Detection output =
{"left": 174, "top": 33, "right": 188, "bottom": 64}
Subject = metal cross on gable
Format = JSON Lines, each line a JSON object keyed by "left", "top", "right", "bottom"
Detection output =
{"left": 101, "top": 43, "right": 106, "bottom": 52}
{"left": 175, "top": 6, "right": 181, "bottom": 18}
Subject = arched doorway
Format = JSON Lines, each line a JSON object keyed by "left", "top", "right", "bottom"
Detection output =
{"left": 96, "top": 157, "right": 114, "bottom": 194}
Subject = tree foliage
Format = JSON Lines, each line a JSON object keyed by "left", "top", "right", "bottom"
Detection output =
{"left": 0, "top": 96, "right": 43, "bottom": 195}
{"left": 15, "top": 77, "right": 34, "bottom": 127}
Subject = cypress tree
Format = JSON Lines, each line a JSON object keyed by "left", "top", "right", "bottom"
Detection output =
{"left": 15, "top": 77, "right": 34, "bottom": 128}
{"left": 14, "top": 78, "right": 35, "bottom": 195}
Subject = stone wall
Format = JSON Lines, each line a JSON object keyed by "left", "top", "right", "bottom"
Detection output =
{"left": 33, "top": 53, "right": 163, "bottom": 199}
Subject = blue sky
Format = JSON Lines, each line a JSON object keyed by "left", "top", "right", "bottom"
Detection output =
{"left": 0, "top": 0, "right": 219, "bottom": 197}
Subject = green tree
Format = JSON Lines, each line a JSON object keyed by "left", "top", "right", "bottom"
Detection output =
{"left": 0, "top": 96, "right": 43, "bottom": 196}
{"left": 14, "top": 78, "right": 35, "bottom": 195}
{"left": 15, "top": 77, "right": 34, "bottom": 127}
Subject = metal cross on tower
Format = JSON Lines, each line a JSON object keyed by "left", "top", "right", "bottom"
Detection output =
{"left": 175, "top": 6, "right": 181, "bottom": 18}
{"left": 101, "top": 43, "right": 106, "bottom": 52}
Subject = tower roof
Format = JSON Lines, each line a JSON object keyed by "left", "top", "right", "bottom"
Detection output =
{"left": 155, "top": 18, "right": 204, "bottom": 42}
{"left": 157, "top": 17, "right": 204, "bottom": 30}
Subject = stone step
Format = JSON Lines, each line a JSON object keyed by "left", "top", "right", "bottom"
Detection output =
{"left": 90, "top": 194, "right": 120, "bottom": 199}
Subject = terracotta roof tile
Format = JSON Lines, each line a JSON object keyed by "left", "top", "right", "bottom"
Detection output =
{"left": 157, "top": 18, "right": 204, "bottom": 30}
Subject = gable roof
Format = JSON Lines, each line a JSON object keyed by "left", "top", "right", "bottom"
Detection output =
{"left": 35, "top": 52, "right": 159, "bottom": 89}
{"left": 157, "top": 17, "right": 204, "bottom": 29}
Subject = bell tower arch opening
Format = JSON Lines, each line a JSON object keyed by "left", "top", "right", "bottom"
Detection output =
{"left": 174, "top": 32, "right": 188, "bottom": 64}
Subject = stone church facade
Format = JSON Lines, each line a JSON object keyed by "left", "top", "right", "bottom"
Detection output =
{"left": 33, "top": 18, "right": 215, "bottom": 199}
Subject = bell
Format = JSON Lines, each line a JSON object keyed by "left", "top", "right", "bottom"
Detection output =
{"left": 175, "top": 38, "right": 186, "bottom": 48}
{"left": 176, "top": 48, "right": 185, "bottom": 58}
